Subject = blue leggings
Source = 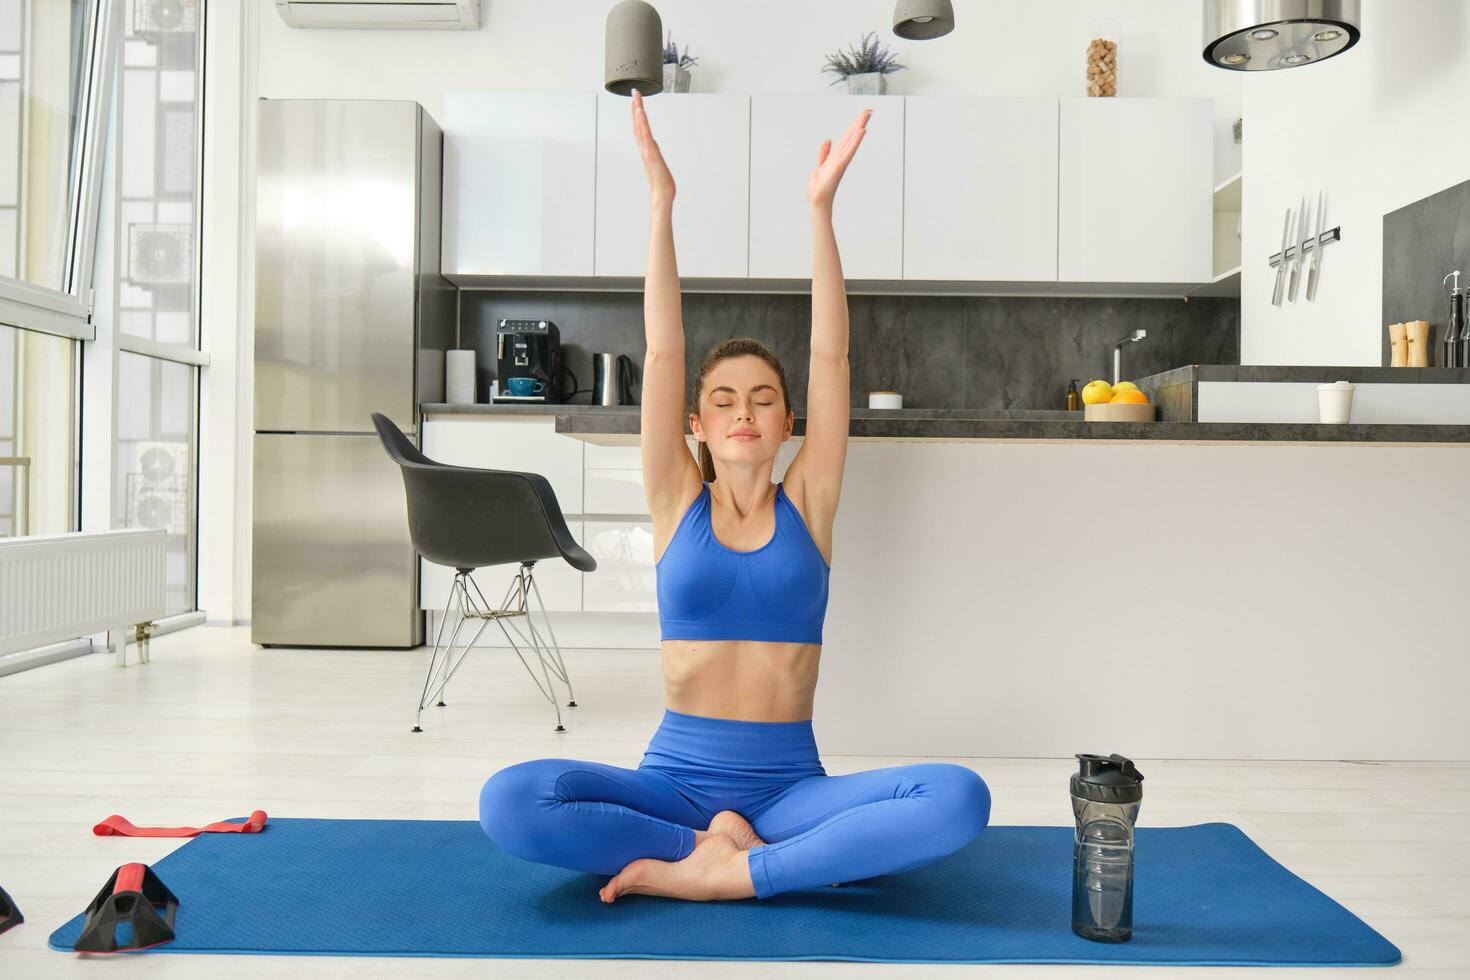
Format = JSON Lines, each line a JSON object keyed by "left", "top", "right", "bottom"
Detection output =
{"left": 479, "top": 708, "right": 991, "bottom": 899}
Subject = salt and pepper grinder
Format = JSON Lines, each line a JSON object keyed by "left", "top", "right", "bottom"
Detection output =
{"left": 1444, "top": 271, "right": 1464, "bottom": 368}
{"left": 1406, "top": 320, "right": 1431, "bottom": 367}
{"left": 1389, "top": 322, "right": 1408, "bottom": 367}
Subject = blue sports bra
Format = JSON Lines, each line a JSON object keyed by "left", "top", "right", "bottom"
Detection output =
{"left": 655, "top": 482, "right": 830, "bottom": 644}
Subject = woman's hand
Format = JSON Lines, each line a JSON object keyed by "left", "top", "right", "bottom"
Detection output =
{"left": 807, "top": 108, "right": 871, "bottom": 210}
{"left": 631, "top": 89, "right": 675, "bottom": 205}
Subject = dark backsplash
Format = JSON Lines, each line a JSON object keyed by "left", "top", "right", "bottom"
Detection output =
{"left": 1383, "top": 175, "right": 1470, "bottom": 366}
{"left": 461, "top": 291, "right": 1239, "bottom": 411}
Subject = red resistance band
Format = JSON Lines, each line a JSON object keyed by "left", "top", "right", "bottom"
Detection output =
{"left": 92, "top": 810, "right": 268, "bottom": 838}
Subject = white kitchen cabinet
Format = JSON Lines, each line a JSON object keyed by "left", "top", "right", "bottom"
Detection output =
{"left": 584, "top": 442, "right": 643, "bottom": 469}
{"left": 595, "top": 94, "right": 749, "bottom": 278}
{"left": 585, "top": 468, "right": 650, "bottom": 515}
{"left": 1057, "top": 98, "right": 1212, "bottom": 284}
{"left": 422, "top": 416, "right": 583, "bottom": 512}
{"left": 749, "top": 95, "right": 904, "bottom": 280}
{"left": 441, "top": 92, "right": 596, "bottom": 277}
{"left": 903, "top": 97, "right": 1059, "bottom": 282}
{"left": 582, "top": 519, "right": 657, "bottom": 613}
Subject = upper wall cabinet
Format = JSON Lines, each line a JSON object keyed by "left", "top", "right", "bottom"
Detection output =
{"left": 442, "top": 92, "right": 596, "bottom": 277}
{"left": 749, "top": 95, "right": 904, "bottom": 281}
{"left": 1058, "top": 98, "right": 1212, "bottom": 284}
{"left": 904, "top": 97, "right": 1059, "bottom": 282}
{"left": 595, "top": 94, "right": 750, "bottom": 278}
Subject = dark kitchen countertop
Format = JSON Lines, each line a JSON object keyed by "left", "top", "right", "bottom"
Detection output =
{"left": 421, "top": 402, "right": 1470, "bottom": 444}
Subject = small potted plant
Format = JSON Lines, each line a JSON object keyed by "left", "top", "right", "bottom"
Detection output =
{"left": 662, "top": 31, "right": 698, "bottom": 93}
{"left": 822, "top": 31, "right": 907, "bottom": 95}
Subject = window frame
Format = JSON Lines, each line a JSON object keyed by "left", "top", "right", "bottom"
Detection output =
{"left": 0, "top": 0, "right": 119, "bottom": 343}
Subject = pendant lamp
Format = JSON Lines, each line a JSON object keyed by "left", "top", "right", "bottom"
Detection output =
{"left": 893, "top": 0, "right": 954, "bottom": 40}
{"left": 1204, "top": 0, "right": 1360, "bottom": 71}
{"left": 605, "top": 0, "right": 663, "bottom": 96}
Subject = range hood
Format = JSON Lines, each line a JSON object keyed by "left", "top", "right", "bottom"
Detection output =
{"left": 1203, "top": 0, "right": 1361, "bottom": 71}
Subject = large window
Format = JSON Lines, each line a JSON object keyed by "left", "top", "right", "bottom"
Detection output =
{"left": 0, "top": 0, "right": 88, "bottom": 293}
{"left": 0, "top": 0, "right": 111, "bottom": 337}
{"left": 0, "top": 322, "right": 75, "bottom": 537}
{"left": 0, "top": 0, "right": 106, "bottom": 538}
{"left": 114, "top": 349, "right": 193, "bottom": 612}
{"left": 106, "top": 0, "right": 202, "bottom": 614}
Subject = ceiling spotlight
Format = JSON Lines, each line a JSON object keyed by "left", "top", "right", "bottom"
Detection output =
{"left": 893, "top": 0, "right": 954, "bottom": 40}
{"left": 1204, "top": 0, "right": 1361, "bottom": 71}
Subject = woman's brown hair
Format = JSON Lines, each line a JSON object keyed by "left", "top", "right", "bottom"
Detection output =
{"left": 688, "top": 337, "right": 792, "bottom": 483}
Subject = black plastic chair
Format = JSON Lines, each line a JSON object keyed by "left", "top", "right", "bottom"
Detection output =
{"left": 372, "top": 413, "right": 595, "bottom": 733}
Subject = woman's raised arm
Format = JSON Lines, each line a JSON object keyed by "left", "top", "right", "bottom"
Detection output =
{"left": 784, "top": 108, "right": 870, "bottom": 518}
{"left": 632, "top": 90, "right": 701, "bottom": 516}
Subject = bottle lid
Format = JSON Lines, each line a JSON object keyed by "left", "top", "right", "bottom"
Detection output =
{"left": 1446, "top": 270, "right": 1463, "bottom": 293}
{"left": 1071, "top": 753, "right": 1144, "bottom": 803}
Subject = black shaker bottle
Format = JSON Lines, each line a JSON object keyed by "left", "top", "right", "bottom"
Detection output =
{"left": 1070, "top": 753, "right": 1145, "bottom": 942}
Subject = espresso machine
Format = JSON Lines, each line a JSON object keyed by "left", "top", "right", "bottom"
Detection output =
{"left": 493, "top": 318, "right": 563, "bottom": 403}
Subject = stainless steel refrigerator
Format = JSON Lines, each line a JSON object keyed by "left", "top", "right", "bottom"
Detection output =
{"left": 252, "top": 99, "right": 453, "bottom": 647}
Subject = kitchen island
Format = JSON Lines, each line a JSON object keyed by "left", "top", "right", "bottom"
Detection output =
{"left": 424, "top": 403, "right": 1470, "bottom": 761}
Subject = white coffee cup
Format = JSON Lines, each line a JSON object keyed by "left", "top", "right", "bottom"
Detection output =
{"left": 1316, "top": 380, "right": 1354, "bottom": 424}
{"left": 868, "top": 390, "right": 903, "bottom": 410}
{"left": 446, "top": 349, "right": 477, "bottom": 404}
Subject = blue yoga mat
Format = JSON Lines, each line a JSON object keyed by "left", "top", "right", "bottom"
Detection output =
{"left": 49, "top": 818, "right": 1399, "bottom": 965}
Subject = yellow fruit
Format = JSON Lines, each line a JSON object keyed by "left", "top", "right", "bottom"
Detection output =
{"left": 1110, "top": 388, "right": 1148, "bottom": 405}
{"left": 1112, "top": 381, "right": 1139, "bottom": 392}
{"left": 1081, "top": 380, "right": 1113, "bottom": 405}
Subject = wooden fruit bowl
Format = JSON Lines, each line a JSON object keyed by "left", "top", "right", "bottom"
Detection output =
{"left": 1084, "top": 402, "right": 1157, "bottom": 422}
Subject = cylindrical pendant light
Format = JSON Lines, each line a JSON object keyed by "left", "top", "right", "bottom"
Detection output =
{"left": 1204, "top": 0, "right": 1361, "bottom": 71}
{"left": 893, "top": 0, "right": 954, "bottom": 40}
{"left": 605, "top": 0, "right": 663, "bottom": 96}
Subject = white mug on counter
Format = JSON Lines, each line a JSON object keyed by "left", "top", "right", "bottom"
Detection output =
{"left": 1317, "top": 380, "right": 1354, "bottom": 424}
{"left": 868, "top": 390, "right": 903, "bottom": 410}
{"left": 446, "top": 349, "right": 477, "bottom": 404}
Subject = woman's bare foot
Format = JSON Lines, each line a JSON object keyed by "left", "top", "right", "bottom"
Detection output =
{"left": 707, "top": 810, "right": 766, "bottom": 850}
{"left": 599, "top": 833, "right": 755, "bottom": 903}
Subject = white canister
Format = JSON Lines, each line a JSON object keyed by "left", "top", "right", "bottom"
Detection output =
{"left": 868, "top": 390, "right": 903, "bottom": 410}
{"left": 1316, "top": 380, "right": 1354, "bottom": 424}
{"left": 446, "top": 349, "right": 477, "bottom": 404}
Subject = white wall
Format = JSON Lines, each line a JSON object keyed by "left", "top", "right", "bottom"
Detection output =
{"left": 1240, "top": 0, "right": 1470, "bottom": 365}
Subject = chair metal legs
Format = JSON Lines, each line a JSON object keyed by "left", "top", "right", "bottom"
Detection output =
{"left": 412, "top": 561, "right": 577, "bottom": 734}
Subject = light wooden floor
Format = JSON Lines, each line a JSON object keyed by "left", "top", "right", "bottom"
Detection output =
{"left": 0, "top": 626, "right": 1465, "bottom": 978}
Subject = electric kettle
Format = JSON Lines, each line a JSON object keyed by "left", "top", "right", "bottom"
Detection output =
{"left": 592, "top": 353, "right": 636, "bottom": 405}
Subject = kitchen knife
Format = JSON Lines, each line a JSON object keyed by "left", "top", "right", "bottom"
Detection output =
{"left": 1287, "top": 195, "right": 1306, "bottom": 302}
{"left": 1306, "top": 191, "right": 1325, "bottom": 301}
{"left": 1271, "top": 207, "right": 1292, "bottom": 306}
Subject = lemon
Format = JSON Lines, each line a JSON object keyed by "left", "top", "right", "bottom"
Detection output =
{"left": 1081, "top": 380, "right": 1113, "bottom": 406}
{"left": 1112, "top": 381, "right": 1139, "bottom": 392}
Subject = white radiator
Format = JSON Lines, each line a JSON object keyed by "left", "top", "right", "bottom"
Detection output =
{"left": 0, "top": 529, "right": 167, "bottom": 656}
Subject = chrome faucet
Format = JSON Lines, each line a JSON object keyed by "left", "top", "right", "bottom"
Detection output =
{"left": 1112, "top": 329, "right": 1147, "bottom": 385}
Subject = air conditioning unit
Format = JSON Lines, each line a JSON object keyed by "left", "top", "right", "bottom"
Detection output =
{"left": 274, "top": 0, "right": 480, "bottom": 30}
{"left": 128, "top": 224, "right": 193, "bottom": 285}
{"left": 134, "top": 0, "right": 199, "bottom": 34}
{"left": 125, "top": 441, "right": 191, "bottom": 536}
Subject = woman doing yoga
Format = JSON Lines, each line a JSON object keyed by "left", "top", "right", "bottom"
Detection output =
{"left": 479, "top": 91, "right": 990, "bottom": 903}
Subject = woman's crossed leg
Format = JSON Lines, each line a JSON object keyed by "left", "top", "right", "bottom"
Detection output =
{"left": 480, "top": 757, "right": 990, "bottom": 902}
